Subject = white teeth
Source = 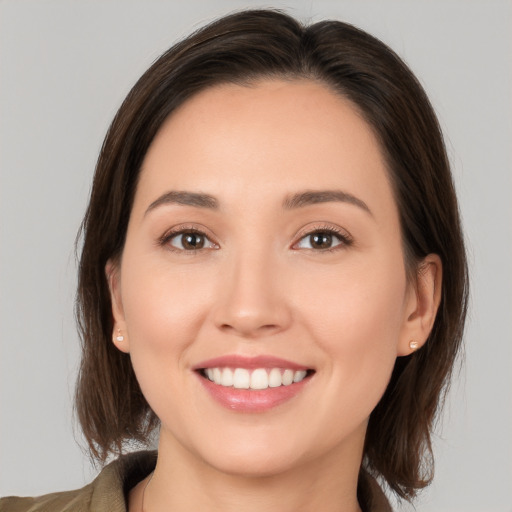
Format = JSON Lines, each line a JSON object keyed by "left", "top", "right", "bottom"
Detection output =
{"left": 233, "top": 368, "right": 250, "bottom": 389}
{"left": 268, "top": 368, "right": 282, "bottom": 388}
{"left": 282, "top": 369, "right": 294, "bottom": 386}
{"left": 204, "top": 367, "right": 309, "bottom": 389}
{"left": 250, "top": 368, "right": 268, "bottom": 390}
{"left": 293, "top": 370, "right": 307, "bottom": 383}
{"left": 221, "top": 367, "right": 233, "bottom": 387}
{"left": 213, "top": 367, "right": 222, "bottom": 385}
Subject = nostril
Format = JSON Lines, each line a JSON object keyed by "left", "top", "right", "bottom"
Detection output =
{"left": 218, "top": 321, "right": 280, "bottom": 335}
{"left": 213, "top": 294, "right": 292, "bottom": 336}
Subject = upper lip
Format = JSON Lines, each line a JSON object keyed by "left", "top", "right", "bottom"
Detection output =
{"left": 193, "top": 355, "right": 311, "bottom": 371}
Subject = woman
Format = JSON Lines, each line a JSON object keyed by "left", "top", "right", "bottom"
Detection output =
{"left": 0, "top": 9, "right": 468, "bottom": 512}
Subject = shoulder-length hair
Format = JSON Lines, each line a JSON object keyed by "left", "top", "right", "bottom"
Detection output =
{"left": 75, "top": 9, "right": 468, "bottom": 502}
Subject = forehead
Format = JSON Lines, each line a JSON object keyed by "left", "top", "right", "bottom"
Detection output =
{"left": 135, "top": 79, "right": 396, "bottom": 219}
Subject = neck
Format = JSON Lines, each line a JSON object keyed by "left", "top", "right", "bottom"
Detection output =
{"left": 140, "top": 431, "right": 364, "bottom": 512}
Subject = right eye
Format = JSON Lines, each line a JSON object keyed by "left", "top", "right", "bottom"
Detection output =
{"left": 167, "top": 231, "right": 217, "bottom": 251}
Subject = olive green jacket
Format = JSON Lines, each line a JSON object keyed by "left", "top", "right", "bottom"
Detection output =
{"left": 0, "top": 452, "right": 157, "bottom": 512}
{"left": 0, "top": 451, "right": 392, "bottom": 511}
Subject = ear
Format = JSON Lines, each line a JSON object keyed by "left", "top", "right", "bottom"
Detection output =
{"left": 397, "top": 254, "right": 442, "bottom": 356}
{"left": 106, "top": 259, "right": 130, "bottom": 354}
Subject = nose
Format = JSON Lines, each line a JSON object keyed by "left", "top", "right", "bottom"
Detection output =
{"left": 212, "top": 250, "right": 292, "bottom": 339}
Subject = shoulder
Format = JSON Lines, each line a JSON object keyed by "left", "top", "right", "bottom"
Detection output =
{"left": 0, "top": 451, "right": 157, "bottom": 512}
{"left": 0, "top": 487, "right": 92, "bottom": 512}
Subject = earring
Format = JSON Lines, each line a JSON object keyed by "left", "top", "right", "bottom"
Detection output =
{"left": 409, "top": 340, "right": 419, "bottom": 351}
{"left": 114, "top": 328, "right": 124, "bottom": 342}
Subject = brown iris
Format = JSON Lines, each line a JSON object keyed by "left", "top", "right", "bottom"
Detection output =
{"left": 309, "top": 232, "right": 333, "bottom": 249}
{"left": 181, "top": 233, "right": 206, "bottom": 250}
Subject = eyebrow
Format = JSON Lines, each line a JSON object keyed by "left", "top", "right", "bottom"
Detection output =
{"left": 145, "top": 188, "right": 372, "bottom": 217}
{"left": 145, "top": 191, "right": 219, "bottom": 215}
{"left": 282, "top": 190, "right": 373, "bottom": 216}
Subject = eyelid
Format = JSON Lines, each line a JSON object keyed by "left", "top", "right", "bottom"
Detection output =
{"left": 157, "top": 222, "right": 352, "bottom": 252}
{"left": 158, "top": 224, "right": 219, "bottom": 251}
{"left": 291, "top": 223, "right": 353, "bottom": 251}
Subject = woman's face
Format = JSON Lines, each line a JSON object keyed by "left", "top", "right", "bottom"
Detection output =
{"left": 109, "top": 80, "right": 425, "bottom": 477}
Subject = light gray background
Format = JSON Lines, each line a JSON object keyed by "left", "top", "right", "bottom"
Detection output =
{"left": 1, "top": 1, "right": 511, "bottom": 511}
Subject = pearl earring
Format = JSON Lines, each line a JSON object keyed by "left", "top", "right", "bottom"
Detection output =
{"left": 409, "top": 340, "right": 419, "bottom": 351}
{"left": 115, "top": 328, "right": 124, "bottom": 342}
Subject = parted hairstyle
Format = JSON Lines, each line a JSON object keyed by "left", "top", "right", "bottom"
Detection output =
{"left": 75, "top": 9, "right": 468, "bottom": 503}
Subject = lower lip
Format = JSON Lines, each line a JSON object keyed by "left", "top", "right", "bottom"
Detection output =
{"left": 197, "top": 373, "right": 310, "bottom": 412}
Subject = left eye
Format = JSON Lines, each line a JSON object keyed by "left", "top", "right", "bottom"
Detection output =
{"left": 168, "top": 232, "right": 216, "bottom": 251}
{"left": 295, "top": 231, "right": 344, "bottom": 250}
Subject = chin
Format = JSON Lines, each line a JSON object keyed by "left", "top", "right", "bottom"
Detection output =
{"left": 165, "top": 424, "right": 311, "bottom": 478}
{"left": 203, "top": 446, "right": 308, "bottom": 479}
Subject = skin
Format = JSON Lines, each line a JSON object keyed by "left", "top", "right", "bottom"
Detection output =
{"left": 107, "top": 79, "right": 442, "bottom": 512}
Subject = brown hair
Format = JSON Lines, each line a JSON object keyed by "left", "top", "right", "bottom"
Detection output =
{"left": 75, "top": 9, "right": 468, "bottom": 503}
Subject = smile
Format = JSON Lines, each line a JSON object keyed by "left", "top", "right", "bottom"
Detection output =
{"left": 194, "top": 355, "right": 314, "bottom": 412}
{"left": 202, "top": 367, "right": 309, "bottom": 390}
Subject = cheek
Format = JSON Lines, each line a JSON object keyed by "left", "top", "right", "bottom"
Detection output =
{"left": 295, "top": 256, "right": 407, "bottom": 415}
{"left": 298, "top": 252, "right": 407, "bottom": 339}
{"left": 118, "top": 254, "right": 215, "bottom": 382}
{"left": 121, "top": 245, "right": 214, "bottom": 330}
{"left": 117, "top": 255, "right": 223, "bottom": 434}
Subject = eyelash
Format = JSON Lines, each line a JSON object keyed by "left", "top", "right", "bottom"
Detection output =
{"left": 292, "top": 224, "right": 353, "bottom": 252}
{"left": 158, "top": 224, "right": 353, "bottom": 253}
{"left": 158, "top": 226, "right": 218, "bottom": 253}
